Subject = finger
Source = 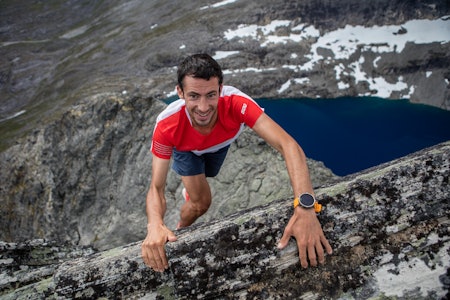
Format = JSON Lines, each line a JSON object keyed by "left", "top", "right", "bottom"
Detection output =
{"left": 167, "top": 230, "right": 178, "bottom": 243}
{"left": 147, "top": 248, "right": 157, "bottom": 271}
{"left": 157, "top": 245, "right": 169, "bottom": 270}
{"left": 277, "top": 228, "right": 291, "bottom": 249}
{"left": 315, "top": 242, "right": 325, "bottom": 265}
{"left": 277, "top": 217, "right": 295, "bottom": 249}
{"left": 150, "top": 246, "right": 164, "bottom": 272}
{"left": 321, "top": 235, "right": 333, "bottom": 255}
{"left": 141, "top": 242, "right": 153, "bottom": 267}
{"left": 308, "top": 243, "right": 317, "bottom": 267}
{"left": 141, "top": 245, "right": 149, "bottom": 266}
{"left": 297, "top": 240, "right": 308, "bottom": 268}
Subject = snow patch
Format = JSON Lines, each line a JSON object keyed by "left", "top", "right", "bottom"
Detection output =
{"left": 278, "top": 80, "right": 291, "bottom": 93}
{"left": 223, "top": 67, "right": 277, "bottom": 75}
{"left": 166, "top": 17, "right": 450, "bottom": 97}
{"left": 224, "top": 20, "right": 318, "bottom": 46}
{"left": 200, "top": 0, "right": 238, "bottom": 10}
{"left": 213, "top": 51, "right": 240, "bottom": 60}
{"left": 278, "top": 78, "right": 310, "bottom": 93}
{"left": 166, "top": 88, "right": 178, "bottom": 97}
{"left": 370, "top": 77, "right": 408, "bottom": 98}
{"left": 338, "top": 81, "right": 350, "bottom": 90}
{"left": 373, "top": 56, "right": 381, "bottom": 68}
{"left": 307, "top": 17, "right": 450, "bottom": 65}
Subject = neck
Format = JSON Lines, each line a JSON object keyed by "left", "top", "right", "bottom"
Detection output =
{"left": 193, "top": 114, "right": 217, "bottom": 135}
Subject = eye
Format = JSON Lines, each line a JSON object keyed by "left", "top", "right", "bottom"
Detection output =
{"left": 188, "top": 94, "right": 199, "bottom": 100}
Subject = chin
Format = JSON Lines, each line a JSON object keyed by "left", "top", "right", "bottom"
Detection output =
{"left": 196, "top": 121, "right": 211, "bottom": 127}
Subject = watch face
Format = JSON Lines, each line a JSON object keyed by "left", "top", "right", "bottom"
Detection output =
{"left": 300, "top": 193, "right": 315, "bottom": 207}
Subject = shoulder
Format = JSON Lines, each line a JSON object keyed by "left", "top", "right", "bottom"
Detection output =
{"left": 156, "top": 99, "right": 185, "bottom": 123}
{"left": 218, "top": 86, "right": 264, "bottom": 128}
{"left": 220, "top": 85, "right": 261, "bottom": 110}
{"left": 221, "top": 85, "right": 252, "bottom": 99}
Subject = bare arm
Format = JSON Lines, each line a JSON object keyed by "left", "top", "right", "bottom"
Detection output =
{"left": 141, "top": 155, "right": 177, "bottom": 272}
{"left": 252, "top": 113, "right": 332, "bottom": 268}
{"left": 252, "top": 113, "right": 313, "bottom": 197}
{"left": 145, "top": 155, "right": 170, "bottom": 225}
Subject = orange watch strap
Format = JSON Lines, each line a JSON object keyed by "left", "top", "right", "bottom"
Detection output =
{"left": 293, "top": 197, "right": 322, "bottom": 213}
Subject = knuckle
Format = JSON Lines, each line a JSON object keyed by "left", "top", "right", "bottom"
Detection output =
{"left": 148, "top": 241, "right": 161, "bottom": 248}
{"left": 299, "top": 241, "right": 308, "bottom": 248}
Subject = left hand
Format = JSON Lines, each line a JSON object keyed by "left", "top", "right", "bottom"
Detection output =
{"left": 277, "top": 207, "right": 332, "bottom": 268}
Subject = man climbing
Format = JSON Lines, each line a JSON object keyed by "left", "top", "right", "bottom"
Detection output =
{"left": 141, "top": 53, "right": 332, "bottom": 272}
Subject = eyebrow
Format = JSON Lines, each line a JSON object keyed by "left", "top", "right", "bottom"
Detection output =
{"left": 187, "top": 90, "right": 217, "bottom": 96}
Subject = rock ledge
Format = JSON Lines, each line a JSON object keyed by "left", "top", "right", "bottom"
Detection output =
{"left": 2, "top": 141, "right": 449, "bottom": 299}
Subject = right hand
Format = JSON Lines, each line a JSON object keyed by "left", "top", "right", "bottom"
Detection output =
{"left": 277, "top": 207, "right": 332, "bottom": 268}
{"left": 141, "top": 223, "right": 177, "bottom": 272}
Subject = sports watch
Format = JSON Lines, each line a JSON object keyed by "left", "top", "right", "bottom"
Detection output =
{"left": 293, "top": 193, "right": 322, "bottom": 213}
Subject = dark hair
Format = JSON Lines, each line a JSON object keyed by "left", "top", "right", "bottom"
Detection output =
{"left": 177, "top": 53, "right": 223, "bottom": 91}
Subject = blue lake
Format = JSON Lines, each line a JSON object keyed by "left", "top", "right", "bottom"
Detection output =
{"left": 256, "top": 97, "right": 450, "bottom": 176}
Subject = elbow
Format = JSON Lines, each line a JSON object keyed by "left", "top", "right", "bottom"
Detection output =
{"left": 282, "top": 135, "right": 304, "bottom": 155}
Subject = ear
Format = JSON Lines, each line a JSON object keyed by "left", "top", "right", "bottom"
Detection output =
{"left": 219, "top": 84, "right": 223, "bottom": 94}
{"left": 176, "top": 85, "right": 184, "bottom": 99}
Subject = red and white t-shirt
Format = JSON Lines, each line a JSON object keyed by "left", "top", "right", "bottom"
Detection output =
{"left": 151, "top": 86, "right": 264, "bottom": 159}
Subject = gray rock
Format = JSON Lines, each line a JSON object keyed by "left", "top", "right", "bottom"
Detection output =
{"left": 0, "top": 93, "right": 160, "bottom": 250}
{"left": 0, "top": 240, "right": 95, "bottom": 296}
{"left": 1, "top": 141, "right": 448, "bottom": 299}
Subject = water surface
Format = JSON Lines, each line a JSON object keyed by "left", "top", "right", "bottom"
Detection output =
{"left": 257, "top": 97, "right": 450, "bottom": 176}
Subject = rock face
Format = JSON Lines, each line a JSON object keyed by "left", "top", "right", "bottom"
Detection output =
{"left": 1, "top": 141, "right": 448, "bottom": 299}
{"left": 0, "top": 240, "right": 96, "bottom": 296}
{"left": 1, "top": 0, "right": 449, "bottom": 150}
{"left": 0, "top": 92, "right": 338, "bottom": 250}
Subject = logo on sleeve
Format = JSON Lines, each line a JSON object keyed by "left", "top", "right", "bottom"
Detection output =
{"left": 241, "top": 103, "right": 247, "bottom": 115}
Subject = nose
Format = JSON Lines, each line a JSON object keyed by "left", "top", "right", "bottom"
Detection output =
{"left": 197, "top": 97, "right": 209, "bottom": 112}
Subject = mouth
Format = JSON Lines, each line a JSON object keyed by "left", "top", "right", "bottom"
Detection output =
{"left": 195, "top": 110, "right": 211, "bottom": 120}
{"left": 190, "top": 106, "right": 216, "bottom": 128}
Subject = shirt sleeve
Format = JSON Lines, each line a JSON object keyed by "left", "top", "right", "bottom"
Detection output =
{"left": 230, "top": 94, "right": 264, "bottom": 128}
{"left": 151, "top": 124, "right": 173, "bottom": 159}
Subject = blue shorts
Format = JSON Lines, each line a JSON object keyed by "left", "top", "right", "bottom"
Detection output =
{"left": 172, "top": 145, "right": 230, "bottom": 177}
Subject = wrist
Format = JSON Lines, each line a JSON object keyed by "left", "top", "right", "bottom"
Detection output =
{"left": 293, "top": 193, "right": 322, "bottom": 213}
{"left": 294, "top": 206, "right": 317, "bottom": 218}
{"left": 147, "top": 221, "right": 164, "bottom": 229}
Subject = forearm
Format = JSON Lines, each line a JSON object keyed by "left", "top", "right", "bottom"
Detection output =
{"left": 142, "top": 175, "right": 177, "bottom": 272}
{"left": 146, "top": 185, "right": 167, "bottom": 226}
{"left": 280, "top": 138, "right": 314, "bottom": 197}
